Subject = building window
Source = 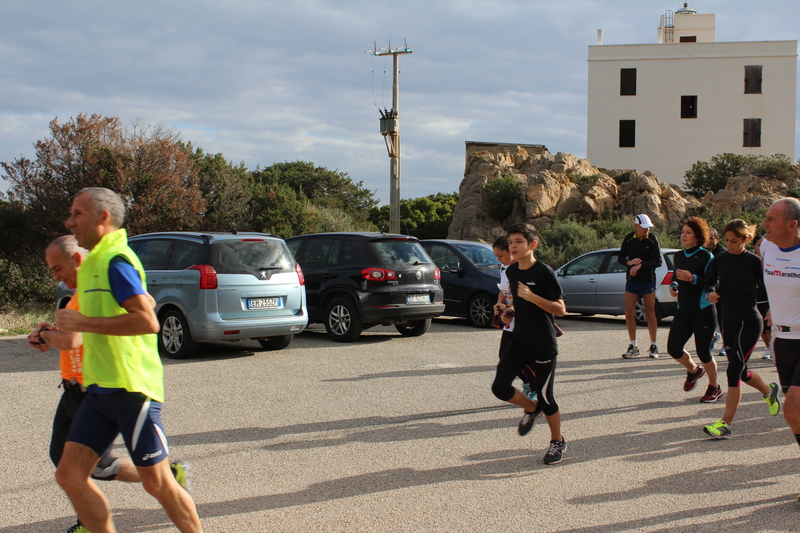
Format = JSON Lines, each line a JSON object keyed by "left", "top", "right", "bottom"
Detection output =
{"left": 679, "top": 36, "right": 697, "bottom": 42}
{"left": 743, "top": 118, "right": 761, "bottom": 147}
{"left": 620, "top": 68, "right": 636, "bottom": 96}
{"left": 680, "top": 96, "right": 697, "bottom": 118}
{"left": 619, "top": 120, "right": 636, "bottom": 147}
{"left": 745, "top": 65, "right": 763, "bottom": 94}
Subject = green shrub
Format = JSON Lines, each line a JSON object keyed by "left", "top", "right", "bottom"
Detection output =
{"left": 683, "top": 153, "right": 799, "bottom": 197}
{"left": 0, "top": 258, "right": 55, "bottom": 310}
{"left": 567, "top": 173, "right": 604, "bottom": 188}
{"left": 536, "top": 219, "right": 619, "bottom": 268}
{"left": 481, "top": 175, "right": 521, "bottom": 221}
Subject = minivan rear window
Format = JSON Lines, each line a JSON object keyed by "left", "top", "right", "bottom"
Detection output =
{"left": 210, "top": 240, "right": 294, "bottom": 277}
{"left": 370, "top": 240, "right": 430, "bottom": 266}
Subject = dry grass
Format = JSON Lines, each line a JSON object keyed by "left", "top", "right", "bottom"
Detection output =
{"left": 0, "top": 302, "right": 56, "bottom": 336}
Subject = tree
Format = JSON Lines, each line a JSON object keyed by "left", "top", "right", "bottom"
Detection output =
{"left": 481, "top": 175, "right": 521, "bottom": 221}
{"left": 1, "top": 114, "right": 206, "bottom": 239}
{"left": 189, "top": 147, "right": 254, "bottom": 231}
{"left": 368, "top": 192, "right": 459, "bottom": 238}
{"left": 252, "top": 161, "right": 377, "bottom": 225}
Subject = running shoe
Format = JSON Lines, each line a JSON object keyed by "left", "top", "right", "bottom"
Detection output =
{"left": 683, "top": 365, "right": 706, "bottom": 392}
{"left": 763, "top": 347, "right": 772, "bottom": 360}
{"left": 764, "top": 382, "right": 781, "bottom": 416}
{"left": 66, "top": 521, "right": 89, "bottom": 533}
{"left": 518, "top": 406, "right": 544, "bottom": 436}
{"left": 703, "top": 420, "right": 732, "bottom": 439}
{"left": 542, "top": 438, "right": 567, "bottom": 465}
{"left": 521, "top": 383, "right": 538, "bottom": 403}
{"left": 710, "top": 331, "right": 720, "bottom": 351}
{"left": 719, "top": 347, "right": 726, "bottom": 357}
{"left": 648, "top": 344, "right": 659, "bottom": 358}
{"left": 622, "top": 344, "right": 640, "bottom": 358}
{"left": 699, "top": 385, "right": 723, "bottom": 403}
{"left": 170, "top": 460, "right": 192, "bottom": 492}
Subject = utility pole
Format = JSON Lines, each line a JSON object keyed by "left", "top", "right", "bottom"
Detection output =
{"left": 368, "top": 40, "right": 412, "bottom": 234}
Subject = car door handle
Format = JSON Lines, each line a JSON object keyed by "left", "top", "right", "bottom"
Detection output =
{"left": 149, "top": 280, "right": 159, "bottom": 286}
{"left": 587, "top": 278, "right": 597, "bottom": 283}
{"left": 322, "top": 273, "right": 336, "bottom": 279}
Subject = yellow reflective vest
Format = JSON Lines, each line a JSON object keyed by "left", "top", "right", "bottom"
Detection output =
{"left": 77, "top": 229, "right": 164, "bottom": 402}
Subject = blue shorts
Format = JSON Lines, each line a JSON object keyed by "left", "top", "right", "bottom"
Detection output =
{"left": 66, "top": 390, "right": 169, "bottom": 467}
{"left": 626, "top": 280, "right": 656, "bottom": 296}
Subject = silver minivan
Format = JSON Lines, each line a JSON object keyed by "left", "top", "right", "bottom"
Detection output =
{"left": 59, "top": 232, "right": 308, "bottom": 358}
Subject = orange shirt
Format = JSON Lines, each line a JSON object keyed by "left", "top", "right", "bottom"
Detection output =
{"left": 59, "top": 297, "right": 83, "bottom": 384}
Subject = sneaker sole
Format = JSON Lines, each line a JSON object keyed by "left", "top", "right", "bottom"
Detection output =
{"left": 703, "top": 426, "right": 731, "bottom": 439}
{"left": 684, "top": 367, "right": 706, "bottom": 392}
{"left": 699, "top": 395, "right": 723, "bottom": 403}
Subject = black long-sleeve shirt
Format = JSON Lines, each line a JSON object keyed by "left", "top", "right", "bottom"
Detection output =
{"left": 618, "top": 231, "right": 662, "bottom": 283}
{"left": 673, "top": 246, "right": 714, "bottom": 313}
{"left": 704, "top": 251, "right": 766, "bottom": 322}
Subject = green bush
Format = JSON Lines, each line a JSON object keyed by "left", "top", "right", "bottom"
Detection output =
{"left": 0, "top": 258, "right": 55, "bottom": 310}
{"left": 683, "top": 153, "right": 799, "bottom": 197}
{"left": 481, "top": 175, "right": 521, "bottom": 221}
{"left": 536, "top": 219, "right": 620, "bottom": 269}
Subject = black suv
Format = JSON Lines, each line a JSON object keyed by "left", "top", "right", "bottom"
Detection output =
{"left": 286, "top": 232, "right": 445, "bottom": 342}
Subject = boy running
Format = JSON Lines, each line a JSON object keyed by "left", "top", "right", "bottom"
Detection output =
{"left": 490, "top": 224, "right": 567, "bottom": 464}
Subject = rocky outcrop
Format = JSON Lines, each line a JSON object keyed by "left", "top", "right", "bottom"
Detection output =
{"left": 448, "top": 148, "right": 780, "bottom": 242}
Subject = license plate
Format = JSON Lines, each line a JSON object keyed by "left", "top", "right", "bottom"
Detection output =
{"left": 247, "top": 297, "right": 282, "bottom": 309}
{"left": 406, "top": 294, "right": 430, "bottom": 304}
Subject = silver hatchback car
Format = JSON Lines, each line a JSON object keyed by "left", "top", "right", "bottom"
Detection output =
{"left": 59, "top": 232, "right": 308, "bottom": 358}
{"left": 554, "top": 247, "right": 679, "bottom": 325}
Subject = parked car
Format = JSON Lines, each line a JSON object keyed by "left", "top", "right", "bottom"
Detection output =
{"left": 554, "top": 247, "right": 679, "bottom": 325}
{"left": 285, "top": 232, "right": 445, "bottom": 342}
{"left": 420, "top": 239, "right": 501, "bottom": 328}
{"left": 57, "top": 231, "right": 308, "bottom": 358}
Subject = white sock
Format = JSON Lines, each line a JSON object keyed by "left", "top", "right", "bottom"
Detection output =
{"left": 630, "top": 340, "right": 638, "bottom": 348}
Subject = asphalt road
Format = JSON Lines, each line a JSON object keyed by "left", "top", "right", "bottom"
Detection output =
{"left": 0, "top": 315, "right": 796, "bottom": 532}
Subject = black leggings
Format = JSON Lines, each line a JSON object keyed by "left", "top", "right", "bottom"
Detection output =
{"left": 499, "top": 330, "right": 536, "bottom": 385}
{"left": 722, "top": 318, "right": 762, "bottom": 388}
{"left": 492, "top": 338, "right": 558, "bottom": 416}
{"left": 667, "top": 306, "right": 717, "bottom": 363}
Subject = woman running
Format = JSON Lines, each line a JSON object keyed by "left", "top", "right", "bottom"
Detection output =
{"left": 702, "top": 219, "right": 781, "bottom": 439}
{"left": 666, "top": 217, "right": 721, "bottom": 402}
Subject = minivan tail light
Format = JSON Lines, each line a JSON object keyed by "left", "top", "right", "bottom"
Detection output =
{"left": 661, "top": 271, "right": 674, "bottom": 285}
{"left": 434, "top": 268, "right": 440, "bottom": 280}
{"left": 189, "top": 264, "right": 218, "bottom": 289}
{"left": 295, "top": 263, "right": 305, "bottom": 286}
{"left": 361, "top": 267, "right": 397, "bottom": 281}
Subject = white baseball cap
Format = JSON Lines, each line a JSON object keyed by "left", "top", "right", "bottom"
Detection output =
{"left": 635, "top": 214, "right": 654, "bottom": 229}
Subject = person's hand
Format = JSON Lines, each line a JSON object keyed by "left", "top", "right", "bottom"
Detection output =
{"left": 517, "top": 281, "right": 533, "bottom": 302}
{"left": 494, "top": 303, "right": 506, "bottom": 315}
{"left": 630, "top": 264, "right": 642, "bottom": 276}
{"left": 669, "top": 287, "right": 678, "bottom": 298}
{"left": 707, "top": 291, "right": 720, "bottom": 304}
{"left": 627, "top": 258, "right": 642, "bottom": 266}
{"left": 676, "top": 269, "right": 693, "bottom": 282}
{"left": 27, "top": 323, "right": 53, "bottom": 352}
{"left": 501, "top": 308, "right": 515, "bottom": 325}
{"left": 57, "top": 308, "right": 85, "bottom": 333}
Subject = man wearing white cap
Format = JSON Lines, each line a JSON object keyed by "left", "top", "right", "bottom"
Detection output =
{"left": 618, "top": 214, "right": 662, "bottom": 358}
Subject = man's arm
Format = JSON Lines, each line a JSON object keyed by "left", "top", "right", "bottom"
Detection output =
{"left": 38, "top": 325, "right": 82, "bottom": 351}
{"left": 57, "top": 294, "right": 159, "bottom": 335}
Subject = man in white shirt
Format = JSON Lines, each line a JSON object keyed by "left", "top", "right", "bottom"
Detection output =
{"left": 761, "top": 197, "right": 800, "bottom": 501}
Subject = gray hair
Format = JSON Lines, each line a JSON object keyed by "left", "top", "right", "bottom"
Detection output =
{"left": 775, "top": 197, "right": 800, "bottom": 223}
{"left": 48, "top": 235, "right": 88, "bottom": 260}
{"left": 75, "top": 187, "right": 125, "bottom": 229}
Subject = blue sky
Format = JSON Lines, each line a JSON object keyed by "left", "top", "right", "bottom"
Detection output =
{"left": 1, "top": 0, "right": 798, "bottom": 205}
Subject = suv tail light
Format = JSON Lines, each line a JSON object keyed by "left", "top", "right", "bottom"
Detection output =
{"left": 361, "top": 267, "right": 397, "bottom": 281}
{"left": 434, "top": 268, "right": 440, "bottom": 280}
{"left": 661, "top": 271, "right": 674, "bottom": 285}
{"left": 295, "top": 263, "right": 305, "bottom": 286}
{"left": 189, "top": 264, "right": 218, "bottom": 289}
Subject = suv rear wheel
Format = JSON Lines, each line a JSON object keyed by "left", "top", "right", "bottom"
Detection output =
{"left": 395, "top": 318, "right": 432, "bottom": 337}
{"left": 159, "top": 309, "right": 197, "bottom": 359}
{"left": 257, "top": 335, "right": 293, "bottom": 351}
{"left": 325, "top": 297, "right": 363, "bottom": 342}
{"left": 466, "top": 293, "right": 494, "bottom": 328}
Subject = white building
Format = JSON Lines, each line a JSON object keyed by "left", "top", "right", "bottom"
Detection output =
{"left": 587, "top": 5, "right": 797, "bottom": 185}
